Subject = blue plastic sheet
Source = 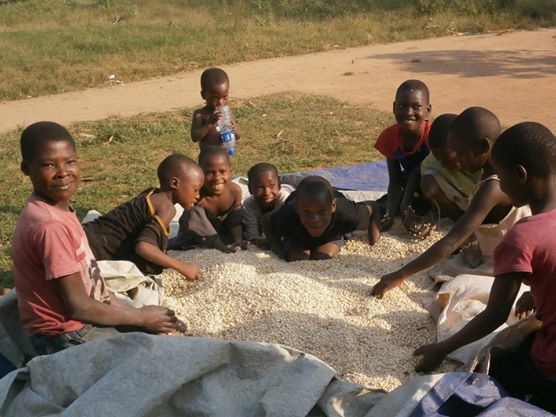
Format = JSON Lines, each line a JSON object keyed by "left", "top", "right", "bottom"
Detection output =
{"left": 299, "top": 161, "right": 388, "bottom": 191}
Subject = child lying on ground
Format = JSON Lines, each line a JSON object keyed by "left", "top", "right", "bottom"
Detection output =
{"left": 375, "top": 79, "right": 432, "bottom": 232}
{"left": 414, "top": 122, "right": 556, "bottom": 414}
{"left": 371, "top": 107, "right": 531, "bottom": 299}
{"left": 169, "top": 146, "right": 245, "bottom": 252}
{"left": 84, "top": 154, "right": 203, "bottom": 281}
{"left": 243, "top": 162, "right": 294, "bottom": 249}
{"left": 13, "top": 122, "right": 180, "bottom": 355}
{"left": 190, "top": 67, "right": 241, "bottom": 151}
{"left": 262, "top": 176, "right": 380, "bottom": 261}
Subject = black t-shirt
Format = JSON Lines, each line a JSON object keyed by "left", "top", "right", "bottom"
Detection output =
{"left": 269, "top": 190, "right": 367, "bottom": 249}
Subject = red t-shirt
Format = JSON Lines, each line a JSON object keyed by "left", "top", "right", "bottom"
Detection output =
{"left": 374, "top": 121, "right": 431, "bottom": 160}
{"left": 12, "top": 195, "right": 111, "bottom": 336}
{"left": 493, "top": 208, "right": 556, "bottom": 379}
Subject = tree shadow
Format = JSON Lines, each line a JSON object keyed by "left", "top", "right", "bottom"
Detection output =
{"left": 367, "top": 49, "right": 556, "bottom": 79}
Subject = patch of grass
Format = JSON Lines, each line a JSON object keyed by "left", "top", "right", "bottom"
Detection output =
{"left": 0, "top": 93, "right": 391, "bottom": 288}
{"left": 0, "top": 0, "right": 554, "bottom": 100}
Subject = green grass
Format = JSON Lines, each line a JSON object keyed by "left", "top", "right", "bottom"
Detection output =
{"left": 0, "top": 92, "right": 391, "bottom": 287}
{"left": 0, "top": 0, "right": 555, "bottom": 100}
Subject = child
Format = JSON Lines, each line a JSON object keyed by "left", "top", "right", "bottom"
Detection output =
{"left": 12, "top": 122, "right": 179, "bottom": 355}
{"left": 420, "top": 113, "right": 483, "bottom": 221}
{"left": 414, "top": 122, "right": 556, "bottom": 413}
{"left": 375, "top": 79, "right": 432, "bottom": 232}
{"left": 190, "top": 67, "right": 241, "bottom": 151}
{"left": 243, "top": 162, "right": 294, "bottom": 248}
{"left": 262, "top": 176, "right": 380, "bottom": 261}
{"left": 371, "top": 107, "right": 531, "bottom": 299}
{"left": 170, "top": 146, "right": 244, "bottom": 252}
{"left": 84, "top": 153, "right": 203, "bottom": 281}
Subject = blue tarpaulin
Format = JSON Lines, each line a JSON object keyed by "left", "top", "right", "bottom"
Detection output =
{"left": 300, "top": 161, "right": 388, "bottom": 191}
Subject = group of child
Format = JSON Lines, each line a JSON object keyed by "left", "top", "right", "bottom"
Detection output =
{"left": 10, "top": 67, "right": 556, "bottom": 412}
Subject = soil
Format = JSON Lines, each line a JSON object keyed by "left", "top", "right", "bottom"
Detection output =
{"left": 0, "top": 28, "right": 555, "bottom": 134}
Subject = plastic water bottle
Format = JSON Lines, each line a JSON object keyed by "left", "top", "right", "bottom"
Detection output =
{"left": 216, "top": 105, "right": 236, "bottom": 155}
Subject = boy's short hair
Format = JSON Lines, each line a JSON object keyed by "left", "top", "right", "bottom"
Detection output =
{"left": 157, "top": 153, "right": 200, "bottom": 185}
{"left": 396, "top": 79, "right": 430, "bottom": 103}
{"left": 247, "top": 162, "right": 279, "bottom": 184}
{"left": 449, "top": 107, "right": 500, "bottom": 146}
{"left": 20, "top": 121, "right": 75, "bottom": 162}
{"left": 492, "top": 122, "right": 556, "bottom": 177}
{"left": 295, "top": 176, "right": 334, "bottom": 205}
{"left": 428, "top": 114, "right": 457, "bottom": 149}
{"left": 198, "top": 146, "right": 230, "bottom": 167}
{"left": 200, "top": 67, "right": 229, "bottom": 91}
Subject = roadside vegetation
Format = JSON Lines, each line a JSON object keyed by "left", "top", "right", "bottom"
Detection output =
{"left": 0, "top": 0, "right": 554, "bottom": 100}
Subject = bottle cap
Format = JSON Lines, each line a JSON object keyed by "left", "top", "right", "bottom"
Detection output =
{"left": 227, "top": 148, "right": 236, "bottom": 156}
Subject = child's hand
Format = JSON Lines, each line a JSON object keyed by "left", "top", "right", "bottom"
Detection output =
{"left": 208, "top": 110, "right": 222, "bottom": 126}
{"left": 369, "top": 271, "right": 405, "bottom": 299}
{"left": 515, "top": 291, "right": 535, "bottom": 320}
{"left": 251, "top": 238, "right": 271, "bottom": 250}
{"left": 138, "top": 305, "right": 179, "bottom": 334}
{"left": 380, "top": 214, "right": 395, "bottom": 232}
{"left": 231, "top": 120, "right": 241, "bottom": 141}
{"left": 176, "top": 261, "right": 200, "bottom": 281}
{"left": 413, "top": 342, "right": 447, "bottom": 373}
{"left": 233, "top": 240, "right": 248, "bottom": 251}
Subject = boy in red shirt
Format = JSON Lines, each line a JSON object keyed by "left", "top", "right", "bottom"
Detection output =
{"left": 12, "top": 122, "right": 179, "bottom": 355}
{"left": 375, "top": 79, "right": 432, "bottom": 231}
{"left": 414, "top": 122, "right": 556, "bottom": 413}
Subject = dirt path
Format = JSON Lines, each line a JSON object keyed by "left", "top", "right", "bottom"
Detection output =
{"left": 1, "top": 28, "right": 555, "bottom": 133}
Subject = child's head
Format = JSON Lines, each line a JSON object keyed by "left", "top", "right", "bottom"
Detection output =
{"left": 491, "top": 122, "right": 556, "bottom": 208}
{"left": 247, "top": 162, "right": 281, "bottom": 210}
{"left": 20, "top": 121, "right": 79, "bottom": 208}
{"left": 157, "top": 153, "right": 204, "bottom": 209}
{"left": 447, "top": 107, "right": 500, "bottom": 173}
{"left": 198, "top": 146, "right": 232, "bottom": 196}
{"left": 393, "top": 79, "right": 431, "bottom": 137}
{"left": 294, "top": 176, "right": 336, "bottom": 238}
{"left": 428, "top": 113, "right": 458, "bottom": 170}
{"left": 200, "top": 67, "right": 230, "bottom": 111}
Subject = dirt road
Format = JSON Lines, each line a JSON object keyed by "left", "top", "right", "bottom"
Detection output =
{"left": 1, "top": 28, "right": 555, "bottom": 133}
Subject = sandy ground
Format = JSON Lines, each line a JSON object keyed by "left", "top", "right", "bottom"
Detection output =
{"left": 0, "top": 28, "right": 555, "bottom": 133}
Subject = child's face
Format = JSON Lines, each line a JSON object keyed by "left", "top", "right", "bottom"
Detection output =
{"left": 201, "top": 154, "right": 232, "bottom": 196}
{"left": 447, "top": 131, "right": 488, "bottom": 173}
{"left": 249, "top": 170, "right": 280, "bottom": 209}
{"left": 393, "top": 89, "right": 431, "bottom": 137}
{"left": 431, "top": 146, "right": 460, "bottom": 171}
{"left": 201, "top": 82, "right": 229, "bottom": 111}
{"left": 23, "top": 139, "right": 80, "bottom": 209}
{"left": 295, "top": 196, "right": 336, "bottom": 238}
{"left": 174, "top": 170, "right": 204, "bottom": 209}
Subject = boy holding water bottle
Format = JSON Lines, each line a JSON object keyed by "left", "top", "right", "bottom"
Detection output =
{"left": 191, "top": 67, "right": 241, "bottom": 151}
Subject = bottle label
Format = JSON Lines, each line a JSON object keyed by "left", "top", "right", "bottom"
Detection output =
{"left": 220, "top": 131, "right": 235, "bottom": 143}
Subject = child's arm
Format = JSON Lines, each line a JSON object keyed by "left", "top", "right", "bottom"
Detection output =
{"left": 382, "top": 159, "right": 404, "bottom": 231}
{"left": 135, "top": 241, "right": 200, "bottom": 280}
{"left": 261, "top": 212, "right": 285, "bottom": 259}
{"left": 56, "top": 272, "right": 179, "bottom": 333}
{"left": 368, "top": 202, "right": 381, "bottom": 245}
{"left": 229, "top": 183, "right": 247, "bottom": 249}
{"left": 399, "top": 166, "right": 421, "bottom": 216}
{"left": 371, "top": 179, "right": 509, "bottom": 299}
{"left": 231, "top": 114, "right": 241, "bottom": 141}
{"left": 414, "top": 273, "right": 523, "bottom": 372}
{"left": 191, "top": 109, "right": 219, "bottom": 143}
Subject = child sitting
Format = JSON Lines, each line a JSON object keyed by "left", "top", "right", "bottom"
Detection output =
{"left": 12, "top": 122, "right": 179, "bottom": 355}
{"left": 262, "top": 176, "right": 380, "bottom": 262}
{"left": 243, "top": 162, "right": 294, "bottom": 248}
{"left": 420, "top": 113, "right": 482, "bottom": 222}
{"left": 170, "top": 146, "right": 244, "bottom": 252}
{"left": 84, "top": 153, "right": 203, "bottom": 281}
{"left": 414, "top": 122, "right": 556, "bottom": 413}
{"left": 190, "top": 67, "right": 241, "bottom": 151}
{"left": 375, "top": 79, "right": 432, "bottom": 232}
{"left": 371, "top": 107, "right": 531, "bottom": 299}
